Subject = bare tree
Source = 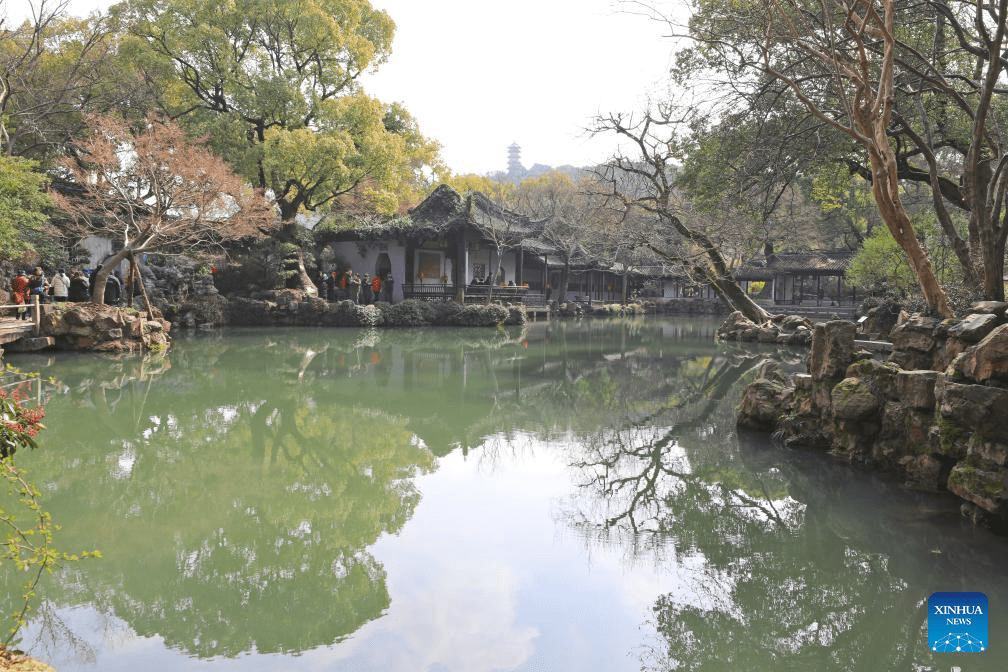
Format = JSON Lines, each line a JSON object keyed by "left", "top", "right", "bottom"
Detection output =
{"left": 594, "top": 105, "right": 772, "bottom": 323}
{"left": 466, "top": 189, "right": 529, "bottom": 304}
{"left": 0, "top": 1, "right": 136, "bottom": 161}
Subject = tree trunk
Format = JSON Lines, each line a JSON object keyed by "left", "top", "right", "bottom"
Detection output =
{"left": 863, "top": 125, "right": 953, "bottom": 318}
{"left": 981, "top": 227, "right": 1007, "bottom": 301}
{"left": 90, "top": 249, "right": 132, "bottom": 304}
{"left": 648, "top": 213, "right": 771, "bottom": 324}
{"left": 277, "top": 220, "right": 318, "bottom": 296}
{"left": 129, "top": 252, "right": 156, "bottom": 320}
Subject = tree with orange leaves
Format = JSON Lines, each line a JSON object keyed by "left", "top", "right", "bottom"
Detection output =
{"left": 55, "top": 113, "right": 274, "bottom": 309}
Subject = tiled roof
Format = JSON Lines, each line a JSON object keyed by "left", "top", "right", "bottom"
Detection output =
{"left": 735, "top": 249, "right": 853, "bottom": 280}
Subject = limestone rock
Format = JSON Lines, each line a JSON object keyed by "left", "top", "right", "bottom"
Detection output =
{"left": 948, "top": 463, "right": 1008, "bottom": 514}
{"left": 951, "top": 323, "right": 1008, "bottom": 384}
{"left": 831, "top": 377, "right": 881, "bottom": 420}
{"left": 889, "top": 315, "right": 940, "bottom": 353}
{"left": 899, "top": 453, "right": 948, "bottom": 491}
{"left": 934, "top": 376, "right": 1008, "bottom": 454}
{"left": 845, "top": 358, "right": 901, "bottom": 399}
{"left": 809, "top": 320, "right": 856, "bottom": 382}
{"left": 946, "top": 312, "right": 1001, "bottom": 343}
{"left": 970, "top": 300, "right": 1008, "bottom": 316}
{"left": 895, "top": 370, "right": 939, "bottom": 409}
{"left": 737, "top": 377, "right": 794, "bottom": 432}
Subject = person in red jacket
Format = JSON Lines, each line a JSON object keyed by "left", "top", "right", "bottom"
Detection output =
{"left": 9, "top": 270, "right": 29, "bottom": 319}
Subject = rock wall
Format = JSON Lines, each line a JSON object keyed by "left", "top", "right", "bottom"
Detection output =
{"left": 717, "top": 311, "right": 815, "bottom": 346}
{"left": 38, "top": 303, "right": 171, "bottom": 353}
{"left": 225, "top": 292, "right": 527, "bottom": 328}
{"left": 737, "top": 302, "right": 1008, "bottom": 530}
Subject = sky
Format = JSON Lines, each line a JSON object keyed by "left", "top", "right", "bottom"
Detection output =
{"left": 3, "top": 0, "right": 683, "bottom": 176}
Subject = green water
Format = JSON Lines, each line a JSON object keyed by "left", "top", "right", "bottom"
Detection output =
{"left": 3, "top": 318, "right": 1006, "bottom": 671}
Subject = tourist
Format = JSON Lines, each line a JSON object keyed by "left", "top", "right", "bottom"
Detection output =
{"left": 339, "top": 269, "right": 351, "bottom": 300}
{"left": 349, "top": 272, "right": 361, "bottom": 303}
{"left": 360, "top": 273, "right": 374, "bottom": 305}
{"left": 68, "top": 270, "right": 90, "bottom": 302}
{"left": 317, "top": 270, "right": 329, "bottom": 301}
{"left": 381, "top": 272, "right": 395, "bottom": 303}
{"left": 28, "top": 267, "right": 48, "bottom": 304}
{"left": 371, "top": 274, "right": 381, "bottom": 300}
{"left": 9, "top": 269, "right": 29, "bottom": 319}
{"left": 104, "top": 269, "right": 122, "bottom": 305}
{"left": 326, "top": 271, "right": 337, "bottom": 302}
{"left": 51, "top": 268, "right": 70, "bottom": 303}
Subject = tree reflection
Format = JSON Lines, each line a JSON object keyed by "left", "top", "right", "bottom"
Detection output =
{"left": 558, "top": 345, "right": 951, "bottom": 670}
{"left": 25, "top": 338, "right": 434, "bottom": 658}
{"left": 16, "top": 319, "right": 817, "bottom": 664}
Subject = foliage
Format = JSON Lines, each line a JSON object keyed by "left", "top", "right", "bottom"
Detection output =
{"left": 668, "top": 0, "right": 1008, "bottom": 307}
{"left": 847, "top": 211, "right": 966, "bottom": 298}
{"left": 0, "top": 386, "right": 99, "bottom": 650}
{"left": 1, "top": 5, "right": 143, "bottom": 163}
{"left": 55, "top": 112, "right": 273, "bottom": 303}
{"left": 0, "top": 156, "right": 52, "bottom": 264}
{"left": 847, "top": 226, "right": 916, "bottom": 296}
{"left": 120, "top": 0, "right": 443, "bottom": 222}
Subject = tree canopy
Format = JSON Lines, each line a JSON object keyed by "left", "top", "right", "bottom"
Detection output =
{"left": 55, "top": 113, "right": 273, "bottom": 303}
{"left": 119, "top": 0, "right": 441, "bottom": 221}
{"left": 657, "top": 0, "right": 1008, "bottom": 312}
{"left": 0, "top": 155, "right": 53, "bottom": 264}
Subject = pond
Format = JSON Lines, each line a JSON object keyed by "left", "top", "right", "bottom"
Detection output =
{"left": 2, "top": 317, "right": 1007, "bottom": 671}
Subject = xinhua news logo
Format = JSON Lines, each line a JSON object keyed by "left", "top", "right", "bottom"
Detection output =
{"left": 928, "top": 592, "right": 988, "bottom": 653}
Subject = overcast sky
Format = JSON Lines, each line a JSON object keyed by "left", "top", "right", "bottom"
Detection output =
{"left": 4, "top": 0, "right": 682, "bottom": 176}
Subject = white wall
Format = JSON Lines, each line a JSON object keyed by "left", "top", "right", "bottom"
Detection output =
{"left": 329, "top": 241, "right": 406, "bottom": 302}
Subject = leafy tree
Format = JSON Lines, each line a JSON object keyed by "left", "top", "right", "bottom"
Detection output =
{"left": 663, "top": 0, "right": 1008, "bottom": 311}
{"left": 54, "top": 112, "right": 272, "bottom": 306}
{"left": 119, "top": 0, "right": 443, "bottom": 293}
{"left": 1, "top": 2, "right": 145, "bottom": 163}
{"left": 0, "top": 155, "right": 52, "bottom": 263}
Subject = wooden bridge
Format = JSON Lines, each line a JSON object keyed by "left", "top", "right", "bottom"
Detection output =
{"left": 0, "top": 297, "right": 52, "bottom": 352}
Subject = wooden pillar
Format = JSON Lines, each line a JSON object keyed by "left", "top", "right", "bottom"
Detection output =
{"left": 32, "top": 294, "right": 40, "bottom": 335}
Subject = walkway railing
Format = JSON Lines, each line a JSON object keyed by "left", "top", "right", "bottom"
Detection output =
{"left": 0, "top": 295, "right": 42, "bottom": 336}
{"left": 402, "top": 283, "right": 546, "bottom": 306}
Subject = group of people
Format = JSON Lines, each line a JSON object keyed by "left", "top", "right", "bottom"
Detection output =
{"left": 9, "top": 267, "right": 68, "bottom": 319}
{"left": 317, "top": 269, "right": 394, "bottom": 304}
{"left": 8, "top": 266, "right": 126, "bottom": 319}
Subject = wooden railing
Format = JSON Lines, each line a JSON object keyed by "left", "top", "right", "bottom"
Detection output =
{"left": 402, "top": 283, "right": 546, "bottom": 306}
{"left": 401, "top": 283, "right": 456, "bottom": 302}
{"left": 0, "top": 295, "right": 41, "bottom": 335}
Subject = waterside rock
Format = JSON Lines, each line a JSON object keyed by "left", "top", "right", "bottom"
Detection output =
{"left": 737, "top": 311, "right": 1008, "bottom": 532}
{"left": 37, "top": 303, "right": 170, "bottom": 353}
{"left": 716, "top": 311, "right": 813, "bottom": 346}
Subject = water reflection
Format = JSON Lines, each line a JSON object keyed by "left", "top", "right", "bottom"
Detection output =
{"left": 7, "top": 318, "right": 1004, "bottom": 671}
{"left": 559, "top": 349, "right": 1008, "bottom": 671}
{"left": 17, "top": 320, "right": 732, "bottom": 661}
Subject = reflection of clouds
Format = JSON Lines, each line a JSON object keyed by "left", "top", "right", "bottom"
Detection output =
{"left": 330, "top": 560, "right": 538, "bottom": 672}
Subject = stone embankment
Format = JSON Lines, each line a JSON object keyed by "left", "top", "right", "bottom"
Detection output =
{"left": 734, "top": 301, "right": 1008, "bottom": 530}
{"left": 717, "top": 311, "right": 816, "bottom": 346}
{"left": 27, "top": 303, "right": 170, "bottom": 354}
{"left": 226, "top": 291, "right": 527, "bottom": 328}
